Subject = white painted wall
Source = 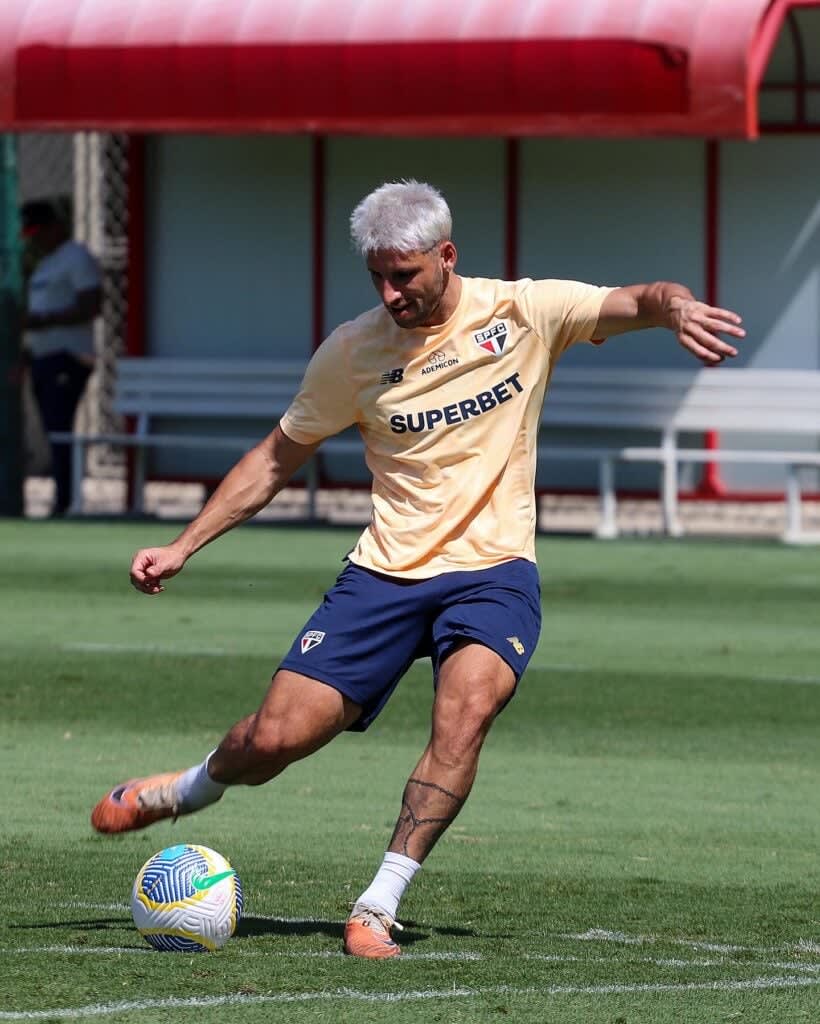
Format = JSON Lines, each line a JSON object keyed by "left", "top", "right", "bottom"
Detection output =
{"left": 145, "top": 135, "right": 312, "bottom": 360}
{"left": 324, "top": 136, "right": 505, "bottom": 332}
{"left": 717, "top": 135, "right": 820, "bottom": 489}
{"left": 144, "top": 135, "right": 313, "bottom": 478}
{"left": 721, "top": 137, "right": 820, "bottom": 370}
{"left": 519, "top": 139, "right": 705, "bottom": 491}
{"left": 520, "top": 138, "right": 705, "bottom": 368}
{"left": 141, "top": 132, "right": 820, "bottom": 494}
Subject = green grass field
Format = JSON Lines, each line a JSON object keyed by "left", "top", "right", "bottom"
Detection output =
{"left": 1, "top": 519, "right": 818, "bottom": 1023}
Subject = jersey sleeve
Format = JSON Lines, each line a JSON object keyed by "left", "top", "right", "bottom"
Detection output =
{"left": 279, "top": 328, "right": 358, "bottom": 444}
{"left": 515, "top": 279, "right": 616, "bottom": 355}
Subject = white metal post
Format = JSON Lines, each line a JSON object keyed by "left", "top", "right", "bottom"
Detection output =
{"left": 661, "top": 428, "right": 682, "bottom": 536}
{"left": 783, "top": 464, "right": 803, "bottom": 542}
{"left": 595, "top": 456, "right": 618, "bottom": 538}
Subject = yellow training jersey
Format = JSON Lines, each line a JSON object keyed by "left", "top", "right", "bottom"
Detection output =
{"left": 279, "top": 276, "right": 614, "bottom": 578}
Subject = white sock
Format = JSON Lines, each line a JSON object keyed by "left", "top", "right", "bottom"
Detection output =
{"left": 355, "top": 853, "right": 421, "bottom": 920}
{"left": 175, "top": 751, "right": 227, "bottom": 812}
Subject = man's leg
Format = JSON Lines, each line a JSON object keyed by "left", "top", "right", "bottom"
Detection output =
{"left": 30, "top": 352, "right": 91, "bottom": 515}
{"left": 209, "top": 669, "right": 362, "bottom": 784}
{"left": 387, "top": 641, "right": 515, "bottom": 860}
{"left": 91, "top": 670, "right": 361, "bottom": 832}
{"left": 345, "top": 641, "right": 515, "bottom": 958}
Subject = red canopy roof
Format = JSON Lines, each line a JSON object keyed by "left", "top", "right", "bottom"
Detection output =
{"left": 0, "top": 0, "right": 812, "bottom": 137}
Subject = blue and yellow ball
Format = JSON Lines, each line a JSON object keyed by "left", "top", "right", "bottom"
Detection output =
{"left": 131, "top": 844, "right": 243, "bottom": 952}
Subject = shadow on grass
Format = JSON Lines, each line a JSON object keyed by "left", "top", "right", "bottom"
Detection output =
{"left": 236, "top": 915, "right": 494, "bottom": 947}
{"left": 236, "top": 916, "right": 343, "bottom": 941}
{"left": 236, "top": 915, "right": 437, "bottom": 947}
{"left": 13, "top": 914, "right": 497, "bottom": 950}
{"left": 10, "top": 915, "right": 146, "bottom": 950}
{"left": 13, "top": 916, "right": 130, "bottom": 933}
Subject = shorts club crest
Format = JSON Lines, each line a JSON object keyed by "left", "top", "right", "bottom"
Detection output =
{"left": 300, "top": 630, "right": 326, "bottom": 654}
{"left": 279, "top": 559, "right": 541, "bottom": 732}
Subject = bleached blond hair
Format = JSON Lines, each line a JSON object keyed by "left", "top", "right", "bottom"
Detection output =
{"left": 350, "top": 179, "right": 452, "bottom": 256}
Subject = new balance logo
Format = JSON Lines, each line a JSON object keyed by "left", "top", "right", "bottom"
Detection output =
{"left": 379, "top": 368, "right": 404, "bottom": 385}
{"left": 506, "top": 636, "right": 525, "bottom": 655}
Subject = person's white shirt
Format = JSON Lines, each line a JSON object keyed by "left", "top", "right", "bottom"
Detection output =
{"left": 26, "top": 240, "right": 101, "bottom": 359}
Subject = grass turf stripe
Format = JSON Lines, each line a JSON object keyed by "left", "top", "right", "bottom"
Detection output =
{"left": 62, "top": 643, "right": 230, "bottom": 656}
{"left": 4, "top": 947, "right": 815, "bottom": 972}
{"left": 2, "top": 977, "right": 820, "bottom": 1019}
{"left": 59, "top": 646, "right": 820, "bottom": 684}
{"left": 0, "top": 946, "right": 482, "bottom": 961}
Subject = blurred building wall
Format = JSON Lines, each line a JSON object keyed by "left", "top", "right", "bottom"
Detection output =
{"left": 138, "top": 131, "right": 820, "bottom": 492}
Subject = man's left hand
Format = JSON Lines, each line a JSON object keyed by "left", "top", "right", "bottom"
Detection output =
{"left": 669, "top": 297, "right": 745, "bottom": 365}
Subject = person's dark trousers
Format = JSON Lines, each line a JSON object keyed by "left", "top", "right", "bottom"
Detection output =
{"left": 29, "top": 350, "right": 93, "bottom": 515}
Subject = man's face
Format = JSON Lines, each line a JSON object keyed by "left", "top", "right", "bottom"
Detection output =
{"left": 22, "top": 222, "right": 62, "bottom": 260}
{"left": 366, "top": 243, "right": 454, "bottom": 329}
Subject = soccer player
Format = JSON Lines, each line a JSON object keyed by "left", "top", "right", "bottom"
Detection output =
{"left": 91, "top": 180, "right": 744, "bottom": 958}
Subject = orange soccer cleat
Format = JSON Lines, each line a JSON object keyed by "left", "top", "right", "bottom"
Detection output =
{"left": 90, "top": 772, "right": 187, "bottom": 834}
{"left": 343, "top": 902, "right": 403, "bottom": 959}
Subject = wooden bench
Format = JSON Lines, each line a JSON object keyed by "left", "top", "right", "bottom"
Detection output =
{"left": 52, "top": 360, "right": 820, "bottom": 541}
{"left": 538, "top": 366, "right": 820, "bottom": 542}
{"left": 50, "top": 357, "right": 361, "bottom": 518}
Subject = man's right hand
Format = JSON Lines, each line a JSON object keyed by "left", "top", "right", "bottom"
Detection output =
{"left": 129, "top": 545, "right": 187, "bottom": 595}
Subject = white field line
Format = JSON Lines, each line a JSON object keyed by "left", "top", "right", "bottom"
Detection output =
{"left": 541, "top": 663, "right": 820, "bottom": 686}
{"left": 57, "top": 902, "right": 129, "bottom": 912}
{"left": 2, "top": 977, "right": 820, "bottom": 1020}
{"left": 526, "top": 954, "right": 820, "bottom": 974}
{"left": 279, "top": 951, "right": 483, "bottom": 961}
{"left": 0, "top": 946, "right": 480, "bottom": 961}
{"left": 61, "top": 646, "right": 820, "bottom": 684}
{"left": 0, "top": 946, "right": 151, "bottom": 956}
{"left": 6, "top": 945, "right": 814, "bottom": 974}
{"left": 63, "top": 651, "right": 581, "bottom": 667}
{"left": 540, "top": 663, "right": 587, "bottom": 673}
{"left": 55, "top": 907, "right": 820, "bottom": 962}
{"left": 759, "top": 961, "right": 820, "bottom": 974}
{"left": 745, "top": 672, "right": 820, "bottom": 686}
{"left": 557, "top": 928, "right": 778, "bottom": 954}
{"left": 62, "top": 643, "right": 231, "bottom": 657}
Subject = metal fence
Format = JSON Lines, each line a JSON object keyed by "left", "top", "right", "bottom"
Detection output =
{"left": 17, "top": 131, "right": 130, "bottom": 480}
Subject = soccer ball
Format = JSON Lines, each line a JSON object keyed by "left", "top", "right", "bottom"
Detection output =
{"left": 131, "top": 844, "right": 244, "bottom": 952}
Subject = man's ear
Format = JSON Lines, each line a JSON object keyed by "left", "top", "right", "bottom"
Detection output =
{"left": 440, "top": 241, "right": 457, "bottom": 272}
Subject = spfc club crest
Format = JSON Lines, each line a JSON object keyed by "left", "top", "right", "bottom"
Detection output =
{"left": 474, "top": 322, "right": 508, "bottom": 355}
{"left": 300, "top": 630, "right": 325, "bottom": 654}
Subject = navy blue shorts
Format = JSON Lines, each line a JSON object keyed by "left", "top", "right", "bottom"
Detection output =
{"left": 278, "top": 558, "right": 541, "bottom": 731}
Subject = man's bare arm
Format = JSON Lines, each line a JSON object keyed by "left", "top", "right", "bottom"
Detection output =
{"left": 594, "top": 282, "right": 745, "bottom": 365}
{"left": 130, "top": 425, "right": 319, "bottom": 594}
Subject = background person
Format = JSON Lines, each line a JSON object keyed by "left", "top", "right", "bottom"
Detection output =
{"left": 21, "top": 199, "right": 102, "bottom": 517}
{"left": 90, "top": 180, "right": 744, "bottom": 959}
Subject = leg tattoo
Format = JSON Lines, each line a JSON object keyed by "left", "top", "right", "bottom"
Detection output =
{"left": 389, "top": 777, "right": 466, "bottom": 861}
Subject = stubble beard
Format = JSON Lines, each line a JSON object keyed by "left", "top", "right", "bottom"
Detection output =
{"left": 392, "top": 269, "right": 446, "bottom": 330}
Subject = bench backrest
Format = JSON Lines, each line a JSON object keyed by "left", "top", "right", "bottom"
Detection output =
{"left": 113, "top": 359, "right": 820, "bottom": 438}
{"left": 113, "top": 357, "right": 306, "bottom": 420}
{"left": 544, "top": 367, "right": 820, "bottom": 435}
